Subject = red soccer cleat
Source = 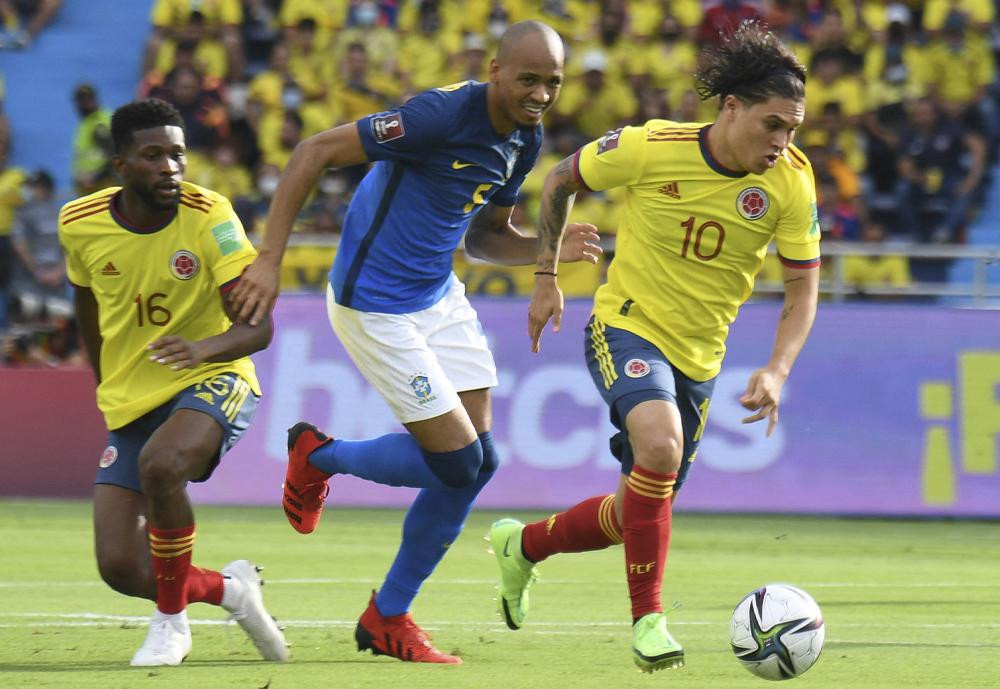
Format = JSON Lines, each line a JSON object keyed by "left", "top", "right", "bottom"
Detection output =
{"left": 283, "top": 422, "right": 334, "bottom": 534}
{"left": 355, "top": 591, "right": 462, "bottom": 664}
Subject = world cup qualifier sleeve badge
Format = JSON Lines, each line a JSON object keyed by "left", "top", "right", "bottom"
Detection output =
{"left": 372, "top": 112, "right": 405, "bottom": 143}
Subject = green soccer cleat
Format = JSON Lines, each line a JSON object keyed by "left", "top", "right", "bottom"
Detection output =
{"left": 488, "top": 518, "right": 538, "bottom": 630}
{"left": 632, "top": 612, "right": 685, "bottom": 673}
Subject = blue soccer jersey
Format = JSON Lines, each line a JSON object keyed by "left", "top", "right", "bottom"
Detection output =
{"left": 330, "top": 80, "right": 543, "bottom": 313}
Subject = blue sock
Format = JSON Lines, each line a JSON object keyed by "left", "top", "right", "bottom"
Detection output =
{"left": 307, "top": 433, "right": 444, "bottom": 488}
{"left": 376, "top": 432, "right": 499, "bottom": 616}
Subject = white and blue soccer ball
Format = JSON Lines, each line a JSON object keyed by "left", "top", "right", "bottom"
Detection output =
{"left": 730, "top": 584, "right": 825, "bottom": 681}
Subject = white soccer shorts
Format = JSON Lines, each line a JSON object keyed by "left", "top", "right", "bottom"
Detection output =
{"left": 326, "top": 278, "right": 498, "bottom": 424}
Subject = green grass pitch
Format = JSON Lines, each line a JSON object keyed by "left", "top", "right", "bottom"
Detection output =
{"left": 1, "top": 500, "right": 998, "bottom": 688}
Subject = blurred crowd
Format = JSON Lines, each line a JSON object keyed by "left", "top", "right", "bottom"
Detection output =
{"left": 2, "top": 0, "right": 1000, "bottom": 365}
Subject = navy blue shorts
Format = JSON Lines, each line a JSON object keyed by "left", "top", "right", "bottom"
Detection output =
{"left": 584, "top": 317, "right": 715, "bottom": 490}
{"left": 95, "top": 373, "right": 259, "bottom": 493}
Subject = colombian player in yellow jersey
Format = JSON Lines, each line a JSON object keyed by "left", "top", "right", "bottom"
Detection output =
{"left": 58, "top": 99, "right": 287, "bottom": 666}
{"left": 489, "top": 23, "right": 820, "bottom": 673}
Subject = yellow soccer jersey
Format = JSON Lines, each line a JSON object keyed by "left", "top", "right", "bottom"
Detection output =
{"left": 58, "top": 182, "right": 261, "bottom": 430}
{"left": 151, "top": 0, "right": 242, "bottom": 29}
{"left": 575, "top": 121, "right": 821, "bottom": 381}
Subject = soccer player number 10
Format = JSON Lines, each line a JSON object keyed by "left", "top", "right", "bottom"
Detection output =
{"left": 679, "top": 216, "right": 726, "bottom": 261}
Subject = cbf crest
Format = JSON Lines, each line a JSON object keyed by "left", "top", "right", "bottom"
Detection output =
{"left": 736, "top": 187, "right": 769, "bottom": 220}
{"left": 409, "top": 374, "right": 437, "bottom": 405}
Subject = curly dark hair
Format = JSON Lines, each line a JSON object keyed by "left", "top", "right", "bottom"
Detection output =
{"left": 110, "top": 98, "right": 184, "bottom": 153}
{"left": 695, "top": 21, "right": 806, "bottom": 105}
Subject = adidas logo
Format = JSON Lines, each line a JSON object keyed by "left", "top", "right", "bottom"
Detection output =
{"left": 658, "top": 182, "right": 680, "bottom": 199}
{"left": 100, "top": 261, "right": 120, "bottom": 276}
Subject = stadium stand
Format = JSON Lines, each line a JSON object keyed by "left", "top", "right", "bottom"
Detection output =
{"left": 1, "top": 0, "right": 1000, "bottom": 366}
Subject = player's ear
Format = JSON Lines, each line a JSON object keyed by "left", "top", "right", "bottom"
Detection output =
{"left": 488, "top": 58, "right": 500, "bottom": 84}
{"left": 110, "top": 153, "right": 126, "bottom": 179}
{"left": 722, "top": 94, "right": 739, "bottom": 119}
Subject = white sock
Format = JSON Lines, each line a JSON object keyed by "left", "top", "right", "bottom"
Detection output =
{"left": 152, "top": 608, "right": 189, "bottom": 626}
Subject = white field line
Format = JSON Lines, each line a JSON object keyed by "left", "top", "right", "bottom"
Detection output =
{"left": 1, "top": 621, "right": 999, "bottom": 648}
{"left": 0, "top": 578, "right": 996, "bottom": 588}
{"left": 2, "top": 612, "right": 1000, "bottom": 633}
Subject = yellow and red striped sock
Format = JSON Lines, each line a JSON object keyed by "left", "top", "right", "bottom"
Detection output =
{"left": 148, "top": 525, "right": 195, "bottom": 615}
{"left": 623, "top": 466, "right": 677, "bottom": 620}
{"left": 521, "top": 494, "right": 622, "bottom": 562}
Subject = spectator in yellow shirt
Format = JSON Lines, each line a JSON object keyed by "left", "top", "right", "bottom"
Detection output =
{"left": 923, "top": 0, "right": 994, "bottom": 34}
{"left": 395, "top": 1, "right": 460, "bottom": 93}
{"left": 842, "top": 222, "right": 911, "bottom": 296}
{"left": 333, "top": 0, "right": 398, "bottom": 74}
{"left": 0, "top": 128, "right": 26, "bottom": 329}
{"left": 247, "top": 40, "right": 329, "bottom": 160}
{"left": 925, "top": 11, "right": 996, "bottom": 142}
{"left": 149, "top": 11, "right": 229, "bottom": 81}
{"left": 572, "top": 5, "right": 632, "bottom": 80}
{"left": 184, "top": 139, "right": 254, "bottom": 210}
{"left": 70, "top": 83, "right": 113, "bottom": 195}
{"left": 624, "top": 15, "right": 698, "bottom": 99}
{"left": 279, "top": 0, "right": 347, "bottom": 51}
{"left": 551, "top": 50, "right": 637, "bottom": 139}
{"left": 442, "top": 33, "right": 490, "bottom": 85}
{"left": 287, "top": 18, "right": 335, "bottom": 100}
{"left": 330, "top": 42, "right": 401, "bottom": 124}
{"left": 143, "top": 0, "right": 244, "bottom": 81}
{"left": 261, "top": 109, "right": 304, "bottom": 170}
{"left": 807, "top": 49, "right": 865, "bottom": 125}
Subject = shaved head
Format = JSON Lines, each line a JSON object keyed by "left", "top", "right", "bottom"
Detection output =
{"left": 496, "top": 20, "right": 564, "bottom": 64}
{"left": 487, "top": 20, "right": 564, "bottom": 132}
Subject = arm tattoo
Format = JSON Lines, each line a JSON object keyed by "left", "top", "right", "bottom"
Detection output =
{"left": 781, "top": 305, "right": 794, "bottom": 321}
{"left": 783, "top": 276, "right": 804, "bottom": 284}
{"left": 537, "top": 158, "right": 575, "bottom": 270}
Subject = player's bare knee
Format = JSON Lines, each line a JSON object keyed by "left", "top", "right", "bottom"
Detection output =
{"left": 137, "top": 446, "right": 190, "bottom": 490}
{"left": 96, "top": 553, "right": 148, "bottom": 598}
{"left": 631, "top": 433, "right": 683, "bottom": 474}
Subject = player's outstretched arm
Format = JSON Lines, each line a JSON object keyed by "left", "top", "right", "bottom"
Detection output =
{"left": 229, "top": 123, "right": 370, "bottom": 326}
{"left": 740, "top": 264, "right": 819, "bottom": 435}
{"left": 528, "top": 155, "right": 587, "bottom": 353}
{"left": 148, "top": 294, "right": 274, "bottom": 370}
{"left": 465, "top": 204, "right": 600, "bottom": 267}
{"left": 73, "top": 285, "right": 103, "bottom": 384}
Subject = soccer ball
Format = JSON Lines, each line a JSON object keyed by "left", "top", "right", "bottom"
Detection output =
{"left": 730, "top": 584, "right": 825, "bottom": 681}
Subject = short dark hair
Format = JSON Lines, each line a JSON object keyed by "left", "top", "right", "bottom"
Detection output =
{"left": 695, "top": 21, "right": 806, "bottom": 105}
{"left": 27, "top": 169, "right": 54, "bottom": 191}
{"left": 110, "top": 98, "right": 184, "bottom": 153}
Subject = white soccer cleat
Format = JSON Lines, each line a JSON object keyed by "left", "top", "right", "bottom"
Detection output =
{"left": 130, "top": 609, "right": 192, "bottom": 666}
{"left": 221, "top": 559, "right": 290, "bottom": 661}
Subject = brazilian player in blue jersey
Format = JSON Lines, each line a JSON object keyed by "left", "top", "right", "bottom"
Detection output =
{"left": 229, "top": 21, "right": 601, "bottom": 664}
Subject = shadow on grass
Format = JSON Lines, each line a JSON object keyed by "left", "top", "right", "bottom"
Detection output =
{"left": 0, "top": 657, "right": 462, "bottom": 673}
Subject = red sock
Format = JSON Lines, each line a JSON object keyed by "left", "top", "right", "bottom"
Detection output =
{"left": 623, "top": 466, "right": 676, "bottom": 620}
{"left": 522, "top": 494, "right": 622, "bottom": 562}
{"left": 187, "top": 566, "right": 224, "bottom": 606}
{"left": 148, "top": 525, "right": 195, "bottom": 615}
